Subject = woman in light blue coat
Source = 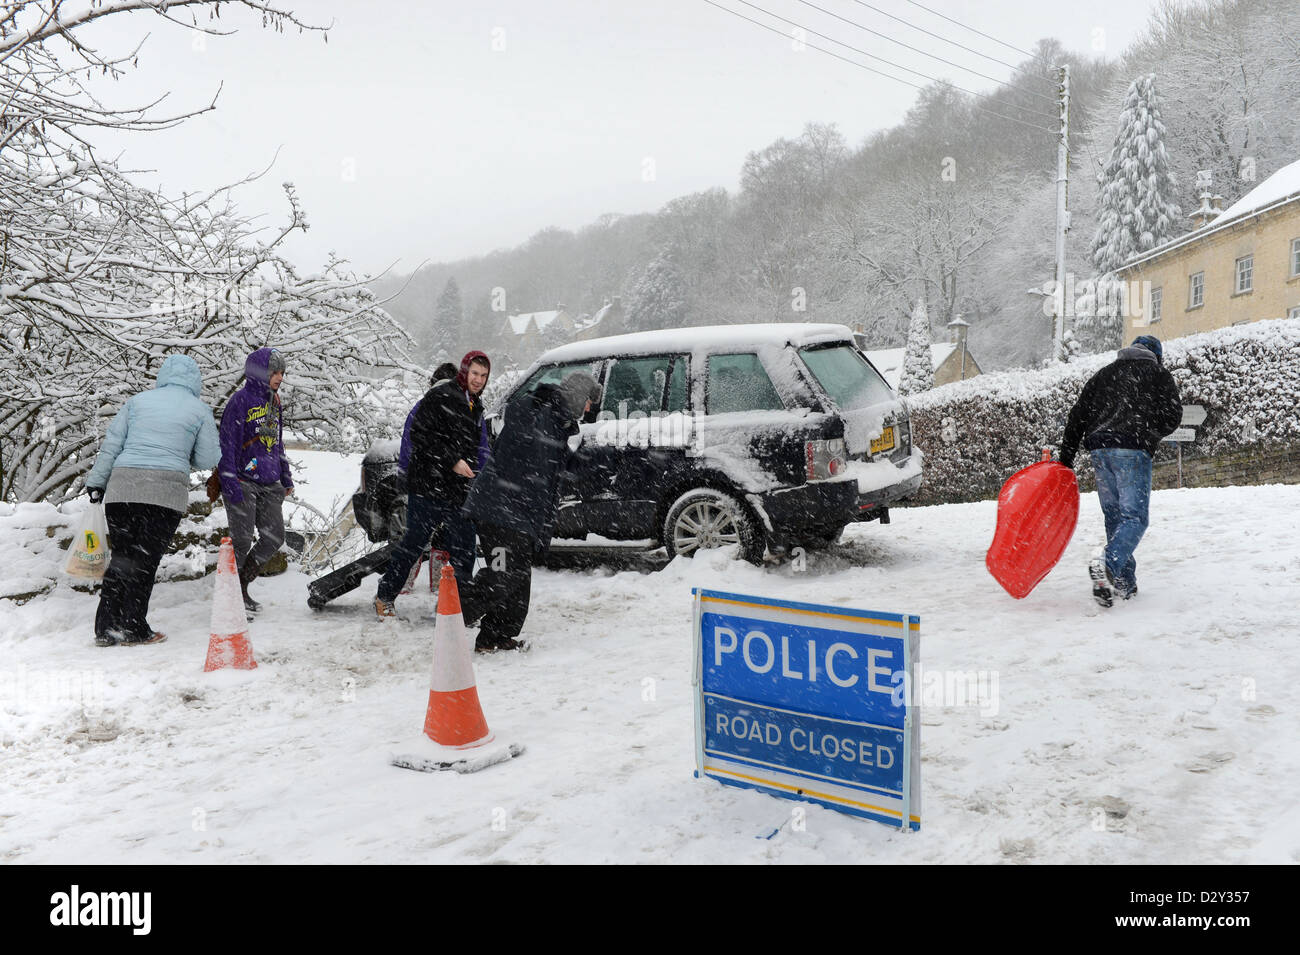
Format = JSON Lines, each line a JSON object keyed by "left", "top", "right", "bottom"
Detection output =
{"left": 85, "top": 354, "right": 221, "bottom": 646}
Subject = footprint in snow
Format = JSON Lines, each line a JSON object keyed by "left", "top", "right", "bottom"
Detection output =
{"left": 1180, "top": 751, "right": 1235, "bottom": 773}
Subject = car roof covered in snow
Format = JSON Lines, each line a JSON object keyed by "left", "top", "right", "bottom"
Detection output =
{"left": 536, "top": 323, "right": 855, "bottom": 364}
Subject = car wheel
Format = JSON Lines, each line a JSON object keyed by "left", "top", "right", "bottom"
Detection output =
{"left": 664, "top": 488, "right": 764, "bottom": 564}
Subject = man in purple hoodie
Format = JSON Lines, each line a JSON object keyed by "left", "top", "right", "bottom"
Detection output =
{"left": 219, "top": 347, "right": 294, "bottom": 614}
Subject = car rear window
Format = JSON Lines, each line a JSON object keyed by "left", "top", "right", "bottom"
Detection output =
{"left": 706, "top": 353, "right": 785, "bottom": 415}
{"left": 798, "top": 344, "right": 895, "bottom": 411}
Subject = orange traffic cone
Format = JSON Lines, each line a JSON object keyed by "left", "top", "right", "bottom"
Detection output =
{"left": 204, "top": 537, "right": 258, "bottom": 672}
{"left": 421, "top": 564, "right": 492, "bottom": 748}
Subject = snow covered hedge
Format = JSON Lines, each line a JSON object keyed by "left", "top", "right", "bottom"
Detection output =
{"left": 906, "top": 318, "right": 1300, "bottom": 504}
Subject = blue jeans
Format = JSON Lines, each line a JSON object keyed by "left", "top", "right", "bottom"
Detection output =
{"left": 1089, "top": 448, "right": 1152, "bottom": 593}
{"left": 377, "top": 494, "right": 476, "bottom": 602}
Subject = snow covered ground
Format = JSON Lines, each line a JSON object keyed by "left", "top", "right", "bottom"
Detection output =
{"left": 2, "top": 452, "right": 1297, "bottom": 864}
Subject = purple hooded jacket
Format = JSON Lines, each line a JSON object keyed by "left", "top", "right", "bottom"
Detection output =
{"left": 218, "top": 348, "right": 293, "bottom": 504}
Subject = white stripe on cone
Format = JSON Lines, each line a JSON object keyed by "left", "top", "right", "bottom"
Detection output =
{"left": 429, "top": 583, "right": 476, "bottom": 693}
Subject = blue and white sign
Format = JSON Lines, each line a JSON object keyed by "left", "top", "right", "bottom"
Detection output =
{"left": 692, "top": 588, "right": 921, "bottom": 830}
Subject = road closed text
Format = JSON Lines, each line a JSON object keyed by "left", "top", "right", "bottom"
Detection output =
{"left": 713, "top": 711, "right": 896, "bottom": 768}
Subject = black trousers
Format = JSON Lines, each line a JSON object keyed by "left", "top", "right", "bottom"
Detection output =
{"left": 95, "top": 502, "right": 183, "bottom": 642}
{"left": 460, "top": 523, "right": 534, "bottom": 642}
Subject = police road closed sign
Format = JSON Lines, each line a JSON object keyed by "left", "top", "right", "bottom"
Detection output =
{"left": 691, "top": 588, "right": 921, "bottom": 830}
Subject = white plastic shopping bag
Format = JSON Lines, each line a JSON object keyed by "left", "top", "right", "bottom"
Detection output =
{"left": 65, "top": 503, "right": 111, "bottom": 579}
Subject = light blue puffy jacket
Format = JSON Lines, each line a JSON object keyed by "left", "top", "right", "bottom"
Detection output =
{"left": 86, "top": 355, "right": 222, "bottom": 488}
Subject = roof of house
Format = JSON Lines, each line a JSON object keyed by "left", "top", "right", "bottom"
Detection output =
{"left": 571, "top": 302, "right": 614, "bottom": 334}
{"left": 861, "top": 343, "right": 958, "bottom": 391}
{"left": 1119, "top": 158, "right": 1300, "bottom": 273}
{"left": 506, "top": 309, "right": 563, "bottom": 336}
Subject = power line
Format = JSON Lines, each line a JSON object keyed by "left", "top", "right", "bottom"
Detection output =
{"left": 730, "top": 0, "right": 1058, "bottom": 121}
{"left": 791, "top": 0, "right": 1053, "bottom": 99}
{"left": 721, "top": 0, "right": 1056, "bottom": 122}
{"left": 844, "top": 0, "right": 1053, "bottom": 79}
{"left": 901, "top": 0, "right": 1037, "bottom": 58}
{"left": 700, "top": 0, "right": 1056, "bottom": 134}
{"left": 790, "top": 0, "right": 1055, "bottom": 100}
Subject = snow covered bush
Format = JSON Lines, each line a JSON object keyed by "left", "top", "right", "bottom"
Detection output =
{"left": 907, "top": 319, "right": 1300, "bottom": 503}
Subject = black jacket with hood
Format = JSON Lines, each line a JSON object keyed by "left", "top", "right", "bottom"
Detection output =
{"left": 462, "top": 373, "right": 599, "bottom": 550}
{"left": 1059, "top": 345, "right": 1182, "bottom": 467}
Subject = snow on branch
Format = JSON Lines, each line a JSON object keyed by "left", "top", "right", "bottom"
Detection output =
{"left": 0, "top": 1, "right": 416, "bottom": 504}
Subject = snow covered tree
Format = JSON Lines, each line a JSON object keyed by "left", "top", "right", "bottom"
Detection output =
{"left": 0, "top": 2, "right": 416, "bottom": 503}
{"left": 434, "top": 277, "right": 464, "bottom": 358}
{"left": 624, "top": 250, "right": 688, "bottom": 333}
{"left": 1087, "top": 74, "right": 1180, "bottom": 351}
{"left": 898, "top": 299, "right": 934, "bottom": 396}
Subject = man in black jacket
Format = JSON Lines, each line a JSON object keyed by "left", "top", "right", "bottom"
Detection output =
{"left": 1058, "top": 334, "right": 1182, "bottom": 606}
{"left": 374, "top": 351, "right": 490, "bottom": 617}
{"left": 459, "top": 371, "right": 602, "bottom": 651}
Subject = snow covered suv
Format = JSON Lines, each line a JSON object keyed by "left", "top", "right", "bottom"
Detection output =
{"left": 496, "top": 323, "right": 923, "bottom": 562}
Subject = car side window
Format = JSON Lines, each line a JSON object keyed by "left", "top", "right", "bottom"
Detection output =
{"left": 601, "top": 354, "right": 687, "bottom": 416}
{"left": 706, "top": 353, "right": 785, "bottom": 415}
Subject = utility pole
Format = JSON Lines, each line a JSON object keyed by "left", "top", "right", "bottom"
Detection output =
{"left": 1053, "top": 64, "right": 1071, "bottom": 362}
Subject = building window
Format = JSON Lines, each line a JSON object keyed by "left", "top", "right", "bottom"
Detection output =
{"left": 1290, "top": 306, "right": 1300, "bottom": 320}
{"left": 1292, "top": 238, "right": 1300, "bottom": 277}
{"left": 1149, "top": 286, "right": 1162, "bottom": 323}
{"left": 1189, "top": 271, "right": 1204, "bottom": 308}
{"left": 1235, "top": 255, "right": 1254, "bottom": 294}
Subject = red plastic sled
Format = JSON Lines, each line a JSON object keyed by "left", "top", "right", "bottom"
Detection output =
{"left": 986, "top": 449, "right": 1079, "bottom": 599}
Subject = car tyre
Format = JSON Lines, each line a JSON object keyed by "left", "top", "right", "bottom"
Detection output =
{"left": 664, "top": 488, "right": 764, "bottom": 565}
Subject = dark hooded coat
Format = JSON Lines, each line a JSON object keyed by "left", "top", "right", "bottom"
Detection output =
{"left": 462, "top": 377, "right": 594, "bottom": 550}
{"left": 1059, "top": 345, "right": 1182, "bottom": 467}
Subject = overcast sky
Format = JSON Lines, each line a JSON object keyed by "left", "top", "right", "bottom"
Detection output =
{"left": 74, "top": 0, "right": 1169, "bottom": 277}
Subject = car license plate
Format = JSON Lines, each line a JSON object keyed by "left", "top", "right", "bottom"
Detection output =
{"left": 870, "top": 426, "right": 895, "bottom": 455}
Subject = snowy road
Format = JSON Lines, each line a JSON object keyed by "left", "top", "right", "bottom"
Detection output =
{"left": 2, "top": 483, "right": 1298, "bottom": 864}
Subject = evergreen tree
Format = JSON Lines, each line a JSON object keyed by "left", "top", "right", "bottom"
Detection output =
{"left": 625, "top": 251, "right": 688, "bottom": 333}
{"left": 1089, "top": 74, "right": 1180, "bottom": 350}
{"left": 435, "top": 277, "right": 464, "bottom": 357}
{"left": 898, "top": 298, "right": 934, "bottom": 396}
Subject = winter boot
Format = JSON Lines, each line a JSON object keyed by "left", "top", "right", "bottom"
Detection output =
{"left": 121, "top": 631, "right": 168, "bottom": 646}
{"left": 1089, "top": 558, "right": 1113, "bottom": 608}
{"left": 239, "top": 559, "right": 262, "bottom": 616}
{"left": 475, "top": 632, "right": 525, "bottom": 653}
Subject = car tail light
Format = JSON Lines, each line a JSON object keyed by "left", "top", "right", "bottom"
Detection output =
{"left": 805, "top": 438, "right": 847, "bottom": 481}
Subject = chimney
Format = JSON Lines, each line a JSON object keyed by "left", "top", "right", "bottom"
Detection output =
{"left": 1189, "top": 171, "right": 1222, "bottom": 229}
{"left": 947, "top": 314, "right": 970, "bottom": 380}
{"left": 947, "top": 313, "right": 969, "bottom": 346}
